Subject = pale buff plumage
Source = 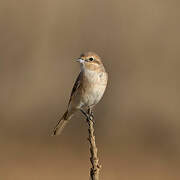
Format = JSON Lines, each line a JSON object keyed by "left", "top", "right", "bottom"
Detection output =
{"left": 52, "top": 52, "right": 108, "bottom": 136}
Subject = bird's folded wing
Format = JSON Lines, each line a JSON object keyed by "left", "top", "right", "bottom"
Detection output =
{"left": 68, "top": 71, "right": 82, "bottom": 106}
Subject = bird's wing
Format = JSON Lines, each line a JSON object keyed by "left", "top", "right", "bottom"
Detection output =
{"left": 68, "top": 71, "right": 82, "bottom": 106}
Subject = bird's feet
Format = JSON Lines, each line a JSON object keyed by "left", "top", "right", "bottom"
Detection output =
{"left": 80, "top": 109, "right": 95, "bottom": 124}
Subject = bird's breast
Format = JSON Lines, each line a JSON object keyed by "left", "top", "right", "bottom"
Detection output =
{"left": 81, "top": 69, "right": 107, "bottom": 106}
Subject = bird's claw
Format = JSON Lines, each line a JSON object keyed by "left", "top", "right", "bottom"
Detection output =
{"left": 80, "top": 109, "right": 95, "bottom": 124}
{"left": 87, "top": 109, "right": 95, "bottom": 124}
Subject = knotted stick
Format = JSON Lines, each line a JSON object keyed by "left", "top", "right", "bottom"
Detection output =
{"left": 86, "top": 108, "right": 101, "bottom": 180}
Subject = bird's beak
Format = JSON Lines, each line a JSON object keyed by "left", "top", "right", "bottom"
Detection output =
{"left": 76, "top": 58, "right": 85, "bottom": 63}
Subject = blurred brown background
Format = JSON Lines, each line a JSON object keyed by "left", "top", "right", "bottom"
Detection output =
{"left": 0, "top": 0, "right": 180, "bottom": 179}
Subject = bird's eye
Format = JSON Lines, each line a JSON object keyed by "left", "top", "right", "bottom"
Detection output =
{"left": 89, "top": 57, "right": 94, "bottom": 61}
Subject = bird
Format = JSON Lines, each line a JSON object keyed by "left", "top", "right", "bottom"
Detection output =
{"left": 52, "top": 52, "right": 108, "bottom": 136}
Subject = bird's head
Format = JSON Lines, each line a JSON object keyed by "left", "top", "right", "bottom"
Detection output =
{"left": 76, "top": 52, "right": 104, "bottom": 71}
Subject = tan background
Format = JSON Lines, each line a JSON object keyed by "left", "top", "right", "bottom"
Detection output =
{"left": 1, "top": 0, "right": 180, "bottom": 179}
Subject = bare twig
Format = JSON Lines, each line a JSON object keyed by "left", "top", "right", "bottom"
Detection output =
{"left": 86, "top": 108, "right": 101, "bottom": 180}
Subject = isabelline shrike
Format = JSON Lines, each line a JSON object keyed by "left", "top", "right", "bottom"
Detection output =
{"left": 52, "top": 52, "right": 108, "bottom": 136}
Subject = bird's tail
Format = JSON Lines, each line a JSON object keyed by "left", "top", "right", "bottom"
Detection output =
{"left": 51, "top": 110, "right": 72, "bottom": 136}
